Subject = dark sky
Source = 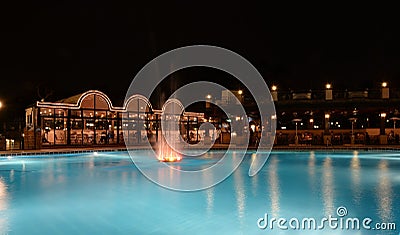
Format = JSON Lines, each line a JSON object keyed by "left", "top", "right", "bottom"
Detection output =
{"left": 1, "top": 3, "right": 399, "bottom": 118}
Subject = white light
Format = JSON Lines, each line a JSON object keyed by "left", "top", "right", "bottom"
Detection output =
{"left": 338, "top": 125, "right": 341, "bottom": 128}
{"left": 281, "top": 127, "right": 287, "bottom": 130}
{"left": 382, "top": 82, "right": 388, "bottom": 88}
{"left": 206, "top": 94, "right": 212, "bottom": 99}
{"left": 93, "top": 152, "right": 98, "bottom": 156}
{"left": 309, "top": 119, "right": 314, "bottom": 123}
{"left": 238, "top": 90, "right": 243, "bottom": 95}
{"left": 381, "top": 113, "right": 387, "bottom": 118}
{"left": 271, "top": 85, "right": 277, "bottom": 91}
{"left": 326, "top": 83, "right": 332, "bottom": 89}
{"left": 325, "top": 114, "right": 330, "bottom": 119}
{"left": 7, "top": 156, "right": 12, "bottom": 159}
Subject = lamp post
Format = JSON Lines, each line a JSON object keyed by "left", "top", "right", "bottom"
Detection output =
{"left": 348, "top": 117, "right": 357, "bottom": 145}
{"left": 380, "top": 113, "right": 387, "bottom": 145}
{"left": 325, "top": 83, "right": 332, "bottom": 100}
{"left": 324, "top": 113, "right": 331, "bottom": 145}
{"left": 390, "top": 117, "right": 400, "bottom": 133}
{"left": 271, "top": 85, "right": 278, "bottom": 101}
{"left": 382, "top": 82, "right": 389, "bottom": 99}
{"left": 292, "top": 118, "right": 302, "bottom": 146}
{"left": 205, "top": 94, "right": 212, "bottom": 109}
{"left": 237, "top": 89, "right": 243, "bottom": 103}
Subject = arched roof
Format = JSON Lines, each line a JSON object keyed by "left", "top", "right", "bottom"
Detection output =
{"left": 36, "top": 90, "right": 121, "bottom": 110}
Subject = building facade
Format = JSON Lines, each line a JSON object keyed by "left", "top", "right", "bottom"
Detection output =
{"left": 25, "top": 90, "right": 205, "bottom": 149}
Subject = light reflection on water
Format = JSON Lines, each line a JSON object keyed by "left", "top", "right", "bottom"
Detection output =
{"left": 351, "top": 151, "right": 362, "bottom": 205}
{"left": 0, "top": 177, "right": 9, "bottom": 234}
{"left": 268, "top": 157, "right": 280, "bottom": 218}
{"left": 322, "top": 156, "right": 335, "bottom": 216}
{"left": 308, "top": 151, "right": 316, "bottom": 194}
{"left": 0, "top": 151, "right": 399, "bottom": 234}
{"left": 377, "top": 160, "right": 393, "bottom": 222}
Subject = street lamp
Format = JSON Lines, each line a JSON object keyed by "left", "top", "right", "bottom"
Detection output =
{"left": 326, "top": 83, "right": 332, "bottom": 89}
{"left": 382, "top": 82, "right": 389, "bottom": 99}
{"left": 205, "top": 94, "right": 212, "bottom": 109}
{"left": 292, "top": 118, "right": 302, "bottom": 145}
{"left": 390, "top": 117, "right": 400, "bottom": 132}
{"left": 325, "top": 84, "right": 332, "bottom": 100}
{"left": 349, "top": 117, "right": 357, "bottom": 145}
{"left": 271, "top": 85, "right": 278, "bottom": 101}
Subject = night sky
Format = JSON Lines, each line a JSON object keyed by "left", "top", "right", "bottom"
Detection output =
{"left": 1, "top": 3, "right": 399, "bottom": 119}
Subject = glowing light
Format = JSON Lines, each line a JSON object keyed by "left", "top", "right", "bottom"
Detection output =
{"left": 238, "top": 90, "right": 243, "bottom": 95}
{"left": 309, "top": 118, "right": 314, "bottom": 123}
{"left": 325, "top": 114, "right": 330, "bottom": 119}
{"left": 271, "top": 85, "right": 277, "bottom": 91}
{"left": 157, "top": 140, "right": 182, "bottom": 162}
{"left": 93, "top": 152, "right": 98, "bottom": 156}
{"left": 381, "top": 113, "right": 387, "bottom": 118}
{"left": 382, "top": 82, "right": 388, "bottom": 88}
{"left": 250, "top": 124, "right": 256, "bottom": 132}
{"left": 326, "top": 83, "right": 332, "bottom": 89}
{"left": 0, "top": 101, "right": 2, "bottom": 109}
{"left": 206, "top": 94, "right": 212, "bottom": 99}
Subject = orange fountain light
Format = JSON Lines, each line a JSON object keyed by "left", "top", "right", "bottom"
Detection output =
{"left": 157, "top": 141, "right": 182, "bottom": 162}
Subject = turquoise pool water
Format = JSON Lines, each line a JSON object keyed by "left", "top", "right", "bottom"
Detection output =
{"left": 0, "top": 150, "right": 399, "bottom": 234}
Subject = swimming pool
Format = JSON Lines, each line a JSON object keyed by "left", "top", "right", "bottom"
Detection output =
{"left": 0, "top": 150, "right": 399, "bottom": 234}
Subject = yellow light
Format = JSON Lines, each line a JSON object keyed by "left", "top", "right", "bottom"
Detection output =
{"left": 271, "top": 85, "right": 277, "bottom": 91}
{"left": 381, "top": 113, "right": 387, "bottom": 118}
{"left": 326, "top": 83, "right": 332, "bottom": 89}
{"left": 206, "top": 94, "right": 212, "bottom": 99}
{"left": 309, "top": 118, "right": 314, "bottom": 123}
{"left": 238, "top": 90, "right": 243, "bottom": 95}
{"left": 325, "top": 114, "right": 330, "bottom": 119}
{"left": 382, "top": 82, "right": 388, "bottom": 88}
{"left": 0, "top": 101, "right": 2, "bottom": 109}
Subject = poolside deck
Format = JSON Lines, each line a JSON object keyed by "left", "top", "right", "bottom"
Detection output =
{"left": 2, "top": 144, "right": 400, "bottom": 157}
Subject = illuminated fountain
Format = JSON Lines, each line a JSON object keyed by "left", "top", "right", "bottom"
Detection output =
{"left": 157, "top": 137, "right": 182, "bottom": 162}
{"left": 157, "top": 98, "right": 184, "bottom": 162}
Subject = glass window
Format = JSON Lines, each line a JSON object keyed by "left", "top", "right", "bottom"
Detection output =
{"left": 42, "top": 117, "right": 54, "bottom": 145}
{"left": 95, "top": 95, "right": 109, "bottom": 110}
{"left": 83, "top": 110, "right": 94, "bottom": 118}
{"left": 70, "top": 118, "right": 83, "bottom": 145}
{"left": 55, "top": 109, "right": 66, "bottom": 117}
{"left": 81, "top": 94, "right": 95, "bottom": 109}
{"left": 71, "top": 110, "right": 81, "bottom": 118}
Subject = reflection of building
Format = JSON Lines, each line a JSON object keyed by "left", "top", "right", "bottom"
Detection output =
{"left": 25, "top": 90, "right": 204, "bottom": 149}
